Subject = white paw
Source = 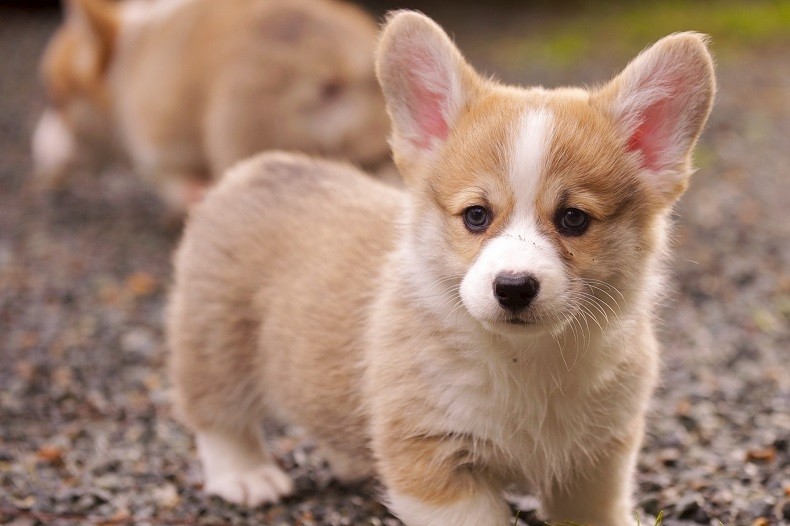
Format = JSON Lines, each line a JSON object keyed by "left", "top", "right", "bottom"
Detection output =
{"left": 318, "top": 445, "right": 373, "bottom": 485}
{"left": 204, "top": 464, "right": 294, "bottom": 507}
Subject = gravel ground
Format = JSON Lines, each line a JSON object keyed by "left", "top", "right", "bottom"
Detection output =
{"left": 1, "top": 5, "right": 788, "bottom": 526}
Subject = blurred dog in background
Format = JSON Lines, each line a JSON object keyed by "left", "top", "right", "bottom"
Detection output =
{"left": 32, "top": 0, "right": 392, "bottom": 215}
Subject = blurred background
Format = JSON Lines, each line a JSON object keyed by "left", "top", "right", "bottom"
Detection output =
{"left": 1, "top": 1, "right": 788, "bottom": 525}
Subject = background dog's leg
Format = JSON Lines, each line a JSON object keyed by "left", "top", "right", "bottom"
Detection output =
{"left": 156, "top": 174, "right": 209, "bottom": 215}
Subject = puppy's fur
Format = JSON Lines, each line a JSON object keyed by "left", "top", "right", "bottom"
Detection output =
{"left": 32, "top": 0, "right": 391, "bottom": 212}
{"left": 168, "top": 11, "right": 715, "bottom": 526}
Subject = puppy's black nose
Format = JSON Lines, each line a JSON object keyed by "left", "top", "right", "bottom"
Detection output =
{"left": 493, "top": 273, "right": 540, "bottom": 312}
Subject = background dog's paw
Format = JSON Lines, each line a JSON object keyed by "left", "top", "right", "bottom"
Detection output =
{"left": 204, "top": 464, "right": 294, "bottom": 507}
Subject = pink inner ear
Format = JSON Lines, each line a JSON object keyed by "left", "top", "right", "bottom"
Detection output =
{"left": 626, "top": 97, "right": 672, "bottom": 171}
{"left": 400, "top": 51, "right": 450, "bottom": 149}
{"left": 411, "top": 83, "right": 449, "bottom": 149}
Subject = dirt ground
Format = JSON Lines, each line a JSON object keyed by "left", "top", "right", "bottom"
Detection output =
{"left": 1, "top": 3, "right": 788, "bottom": 526}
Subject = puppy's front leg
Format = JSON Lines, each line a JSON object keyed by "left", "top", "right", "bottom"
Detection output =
{"left": 376, "top": 435, "right": 511, "bottom": 526}
{"left": 540, "top": 428, "right": 642, "bottom": 526}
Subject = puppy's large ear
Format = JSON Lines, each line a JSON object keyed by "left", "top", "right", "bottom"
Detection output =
{"left": 597, "top": 32, "right": 716, "bottom": 203}
{"left": 65, "top": 0, "right": 120, "bottom": 74}
{"left": 376, "top": 11, "right": 479, "bottom": 177}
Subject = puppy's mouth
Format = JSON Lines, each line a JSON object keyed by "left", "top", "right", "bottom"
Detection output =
{"left": 482, "top": 315, "right": 540, "bottom": 334}
{"left": 483, "top": 309, "right": 568, "bottom": 335}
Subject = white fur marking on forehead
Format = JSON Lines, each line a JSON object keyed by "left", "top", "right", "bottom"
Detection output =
{"left": 122, "top": 0, "right": 198, "bottom": 26}
{"left": 508, "top": 108, "right": 554, "bottom": 213}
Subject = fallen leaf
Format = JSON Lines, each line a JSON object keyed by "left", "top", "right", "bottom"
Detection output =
{"left": 36, "top": 444, "right": 64, "bottom": 465}
{"left": 746, "top": 446, "right": 776, "bottom": 463}
{"left": 675, "top": 399, "right": 692, "bottom": 416}
{"left": 125, "top": 272, "right": 158, "bottom": 297}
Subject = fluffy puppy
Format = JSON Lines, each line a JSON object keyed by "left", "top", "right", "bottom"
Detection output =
{"left": 168, "top": 11, "right": 715, "bottom": 526}
{"left": 32, "top": 0, "right": 392, "bottom": 213}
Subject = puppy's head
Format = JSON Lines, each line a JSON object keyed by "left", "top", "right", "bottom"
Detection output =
{"left": 259, "top": 0, "right": 390, "bottom": 171}
{"left": 377, "top": 12, "right": 715, "bottom": 337}
{"left": 32, "top": 0, "right": 120, "bottom": 187}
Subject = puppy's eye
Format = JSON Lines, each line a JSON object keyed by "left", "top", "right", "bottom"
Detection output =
{"left": 557, "top": 208, "right": 590, "bottom": 236}
{"left": 463, "top": 206, "right": 490, "bottom": 232}
{"left": 320, "top": 79, "right": 345, "bottom": 100}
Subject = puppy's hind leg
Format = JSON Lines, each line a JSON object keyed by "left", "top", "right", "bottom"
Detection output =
{"left": 168, "top": 261, "right": 293, "bottom": 507}
{"left": 196, "top": 426, "right": 294, "bottom": 507}
{"left": 171, "top": 342, "right": 295, "bottom": 507}
{"left": 172, "top": 347, "right": 295, "bottom": 507}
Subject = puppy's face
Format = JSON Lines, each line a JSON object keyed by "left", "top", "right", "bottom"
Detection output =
{"left": 377, "top": 13, "right": 715, "bottom": 337}
{"left": 33, "top": 0, "right": 119, "bottom": 186}
{"left": 434, "top": 97, "right": 657, "bottom": 336}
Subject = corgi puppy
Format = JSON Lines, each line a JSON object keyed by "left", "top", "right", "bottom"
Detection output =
{"left": 32, "top": 0, "right": 391, "bottom": 213}
{"left": 167, "top": 11, "right": 715, "bottom": 526}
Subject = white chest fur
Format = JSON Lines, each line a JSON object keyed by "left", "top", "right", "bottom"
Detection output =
{"left": 416, "top": 322, "right": 647, "bottom": 491}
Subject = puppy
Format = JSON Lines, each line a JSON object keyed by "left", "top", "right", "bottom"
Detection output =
{"left": 168, "top": 11, "right": 715, "bottom": 526}
{"left": 32, "top": 0, "right": 391, "bottom": 213}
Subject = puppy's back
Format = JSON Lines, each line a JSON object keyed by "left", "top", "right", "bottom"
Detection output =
{"left": 168, "top": 152, "right": 402, "bottom": 449}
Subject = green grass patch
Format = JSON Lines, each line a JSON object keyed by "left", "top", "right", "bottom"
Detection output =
{"left": 492, "top": 0, "right": 790, "bottom": 69}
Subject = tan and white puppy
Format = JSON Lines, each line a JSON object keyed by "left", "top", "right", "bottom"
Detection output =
{"left": 168, "top": 11, "right": 715, "bottom": 526}
{"left": 32, "top": 0, "right": 391, "bottom": 213}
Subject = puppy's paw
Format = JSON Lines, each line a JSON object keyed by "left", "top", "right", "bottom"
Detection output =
{"left": 318, "top": 445, "right": 373, "bottom": 485}
{"left": 205, "top": 464, "right": 294, "bottom": 507}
